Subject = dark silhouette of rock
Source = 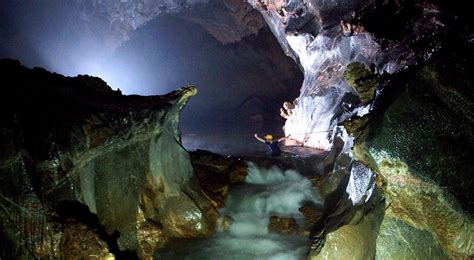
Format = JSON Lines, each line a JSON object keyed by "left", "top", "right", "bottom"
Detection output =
{"left": 0, "top": 59, "right": 216, "bottom": 258}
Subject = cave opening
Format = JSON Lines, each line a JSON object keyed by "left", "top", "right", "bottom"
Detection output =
{"left": 0, "top": 0, "right": 304, "bottom": 155}
{"left": 100, "top": 14, "right": 303, "bottom": 154}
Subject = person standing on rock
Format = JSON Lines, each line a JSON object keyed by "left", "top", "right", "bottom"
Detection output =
{"left": 254, "top": 133, "right": 290, "bottom": 156}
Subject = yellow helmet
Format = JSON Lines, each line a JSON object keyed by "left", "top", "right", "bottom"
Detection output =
{"left": 265, "top": 134, "right": 273, "bottom": 140}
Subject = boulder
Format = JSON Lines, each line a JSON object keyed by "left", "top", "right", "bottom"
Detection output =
{"left": 375, "top": 216, "right": 447, "bottom": 259}
{"left": 299, "top": 204, "right": 324, "bottom": 227}
{"left": 309, "top": 203, "right": 383, "bottom": 260}
{"left": 60, "top": 220, "right": 114, "bottom": 259}
{"left": 191, "top": 150, "right": 248, "bottom": 207}
{"left": 268, "top": 216, "right": 306, "bottom": 235}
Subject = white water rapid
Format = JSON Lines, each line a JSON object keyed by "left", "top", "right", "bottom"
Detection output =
{"left": 157, "top": 162, "right": 321, "bottom": 259}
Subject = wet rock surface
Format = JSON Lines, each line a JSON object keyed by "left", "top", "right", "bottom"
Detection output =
{"left": 299, "top": 203, "right": 324, "bottom": 227}
{"left": 0, "top": 59, "right": 216, "bottom": 258}
{"left": 244, "top": 0, "right": 474, "bottom": 258}
{"left": 371, "top": 62, "right": 474, "bottom": 212}
{"left": 376, "top": 157, "right": 474, "bottom": 258}
{"left": 0, "top": 1, "right": 473, "bottom": 259}
{"left": 191, "top": 150, "right": 248, "bottom": 207}
{"left": 343, "top": 62, "right": 377, "bottom": 104}
{"left": 310, "top": 204, "right": 382, "bottom": 260}
{"left": 268, "top": 215, "right": 307, "bottom": 235}
{"left": 341, "top": 38, "right": 474, "bottom": 259}
{"left": 161, "top": 195, "right": 214, "bottom": 238}
{"left": 60, "top": 220, "right": 113, "bottom": 259}
{"left": 248, "top": 0, "right": 452, "bottom": 150}
{"left": 376, "top": 216, "right": 447, "bottom": 259}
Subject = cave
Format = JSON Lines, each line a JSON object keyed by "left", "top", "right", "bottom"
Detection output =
{"left": 0, "top": 0, "right": 473, "bottom": 259}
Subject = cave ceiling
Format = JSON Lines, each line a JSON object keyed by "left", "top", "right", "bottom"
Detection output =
{"left": 73, "top": 0, "right": 266, "bottom": 52}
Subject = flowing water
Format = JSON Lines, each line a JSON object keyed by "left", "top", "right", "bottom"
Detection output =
{"left": 156, "top": 163, "right": 321, "bottom": 259}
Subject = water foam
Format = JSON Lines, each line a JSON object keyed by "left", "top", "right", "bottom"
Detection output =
{"left": 157, "top": 162, "right": 320, "bottom": 259}
{"left": 224, "top": 162, "right": 321, "bottom": 217}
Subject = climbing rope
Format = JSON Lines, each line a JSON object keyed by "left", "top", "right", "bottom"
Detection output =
{"left": 183, "top": 129, "right": 333, "bottom": 136}
{"left": 283, "top": 129, "right": 333, "bottom": 136}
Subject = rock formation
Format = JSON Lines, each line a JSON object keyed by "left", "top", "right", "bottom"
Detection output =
{"left": 190, "top": 150, "right": 248, "bottom": 208}
{"left": 249, "top": 0, "right": 449, "bottom": 150}
{"left": 351, "top": 53, "right": 474, "bottom": 258}
{"left": 0, "top": 59, "right": 217, "bottom": 258}
{"left": 247, "top": 0, "right": 474, "bottom": 258}
{"left": 316, "top": 26, "right": 473, "bottom": 260}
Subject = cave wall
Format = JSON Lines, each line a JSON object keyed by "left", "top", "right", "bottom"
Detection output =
{"left": 0, "top": 0, "right": 472, "bottom": 258}
{"left": 248, "top": 0, "right": 449, "bottom": 150}
{"left": 243, "top": 0, "right": 473, "bottom": 258}
{"left": 360, "top": 47, "right": 474, "bottom": 257}
{"left": 307, "top": 53, "right": 474, "bottom": 258}
{"left": 328, "top": 39, "right": 474, "bottom": 259}
{"left": 0, "top": 59, "right": 217, "bottom": 258}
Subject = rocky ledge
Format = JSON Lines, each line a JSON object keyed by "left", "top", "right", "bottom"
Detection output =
{"left": 0, "top": 59, "right": 217, "bottom": 259}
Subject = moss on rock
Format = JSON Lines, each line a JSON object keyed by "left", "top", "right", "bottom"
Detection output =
{"left": 372, "top": 154, "right": 473, "bottom": 258}
{"left": 341, "top": 48, "right": 474, "bottom": 259}
{"left": 376, "top": 216, "right": 447, "bottom": 259}
{"left": 343, "top": 115, "right": 370, "bottom": 140}
{"left": 343, "top": 62, "right": 378, "bottom": 104}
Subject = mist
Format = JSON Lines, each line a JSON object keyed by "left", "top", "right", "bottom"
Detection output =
{"left": 0, "top": 1, "right": 107, "bottom": 77}
{"left": 0, "top": 1, "right": 302, "bottom": 152}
